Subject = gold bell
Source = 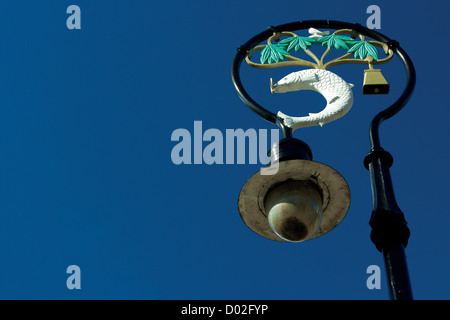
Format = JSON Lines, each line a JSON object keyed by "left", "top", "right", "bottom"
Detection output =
{"left": 363, "top": 69, "right": 390, "bottom": 95}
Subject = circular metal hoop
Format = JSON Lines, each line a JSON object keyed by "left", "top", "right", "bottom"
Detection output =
{"left": 231, "top": 20, "right": 416, "bottom": 148}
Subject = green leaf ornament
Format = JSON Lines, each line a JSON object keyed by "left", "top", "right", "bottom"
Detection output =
{"left": 348, "top": 41, "right": 379, "bottom": 60}
{"left": 260, "top": 44, "right": 290, "bottom": 64}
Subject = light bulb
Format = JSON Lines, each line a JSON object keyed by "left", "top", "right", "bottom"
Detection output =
{"left": 265, "top": 180, "right": 322, "bottom": 242}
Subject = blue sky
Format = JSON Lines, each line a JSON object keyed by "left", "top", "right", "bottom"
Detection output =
{"left": 0, "top": 0, "right": 448, "bottom": 300}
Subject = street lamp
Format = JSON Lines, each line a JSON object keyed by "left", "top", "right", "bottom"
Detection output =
{"left": 231, "top": 20, "right": 415, "bottom": 300}
{"left": 238, "top": 137, "right": 351, "bottom": 243}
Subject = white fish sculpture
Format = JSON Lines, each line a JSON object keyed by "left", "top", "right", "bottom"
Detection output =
{"left": 271, "top": 69, "right": 354, "bottom": 130}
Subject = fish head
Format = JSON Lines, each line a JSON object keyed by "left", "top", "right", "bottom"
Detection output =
{"left": 277, "top": 72, "right": 297, "bottom": 86}
{"left": 270, "top": 73, "right": 297, "bottom": 93}
{"left": 271, "top": 71, "right": 317, "bottom": 93}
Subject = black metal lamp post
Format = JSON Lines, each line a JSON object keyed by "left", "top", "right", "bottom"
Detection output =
{"left": 231, "top": 20, "right": 415, "bottom": 300}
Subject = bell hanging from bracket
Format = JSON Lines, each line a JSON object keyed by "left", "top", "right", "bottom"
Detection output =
{"left": 363, "top": 69, "right": 390, "bottom": 95}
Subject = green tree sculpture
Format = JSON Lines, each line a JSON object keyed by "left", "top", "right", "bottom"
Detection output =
{"left": 246, "top": 28, "right": 393, "bottom": 70}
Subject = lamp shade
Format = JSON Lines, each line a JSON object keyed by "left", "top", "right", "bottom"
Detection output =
{"left": 238, "top": 159, "right": 350, "bottom": 242}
